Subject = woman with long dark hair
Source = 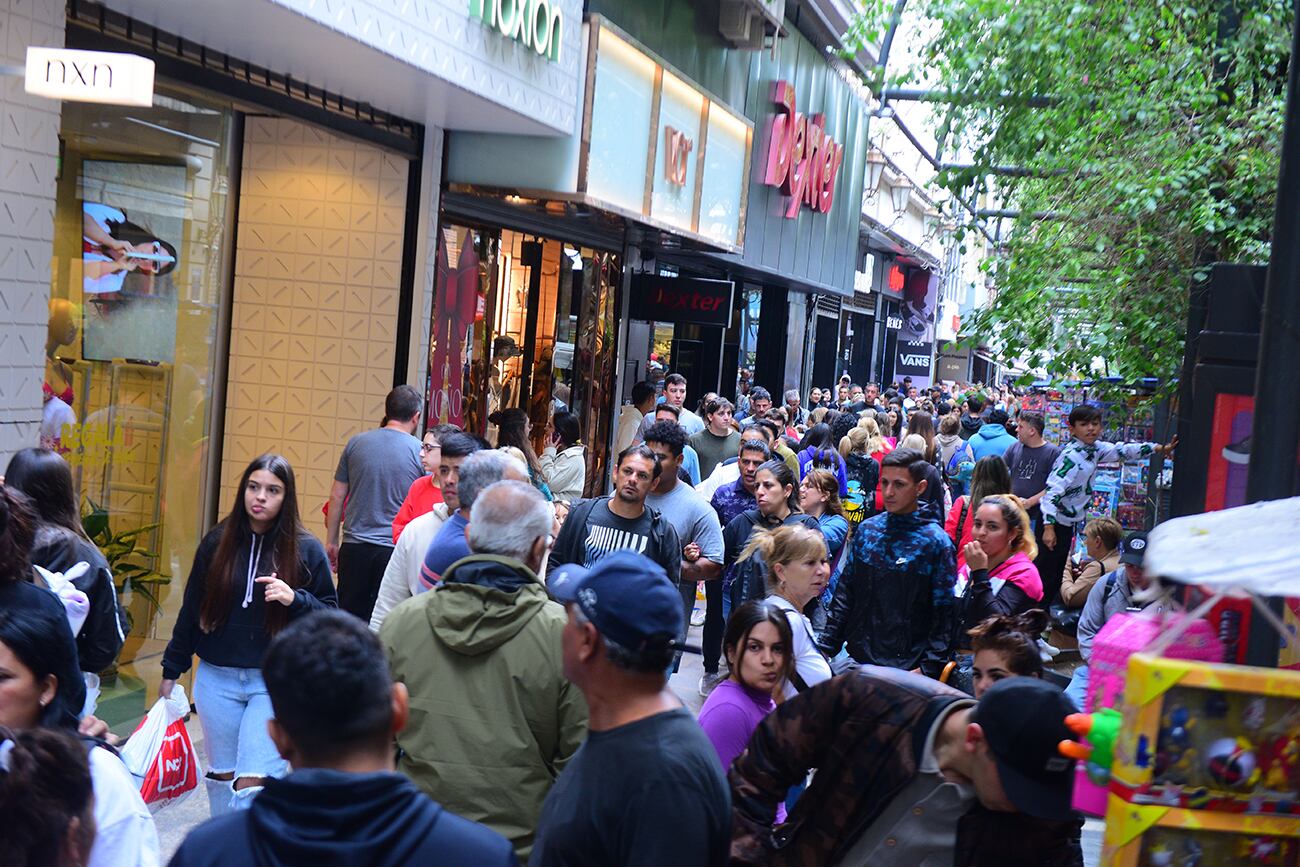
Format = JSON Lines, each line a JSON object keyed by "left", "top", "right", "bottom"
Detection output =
{"left": 719, "top": 460, "right": 821, "bottom": 618}
{"left": 160, "top": 454, "right": 336, "bottom": 815}
{"left": 541, "top": 410, "right": 586, "bottom": 503}
{"left": 697, "top": 601, "right": 792, "bottom": 780}
{"left": 5, "top": 449, "right": 125, "bottom": 711}
{"left": 0, "top": 488, "right": 159, "bottom": 865}
{"left": 490, "top": 407, "right": 553, "bottom": 500}
{"left": 945, "top": 455, "right": 1012, "bottom": 571}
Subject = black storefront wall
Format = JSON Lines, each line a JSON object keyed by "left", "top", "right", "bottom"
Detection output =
{"left": 812, "top": 314, "right": 840, "bottom": 387}
{"left": 843, "top": 309, "right": 876, "bottom": 386}
{"left": 877, "top": 299, "right": 902, "bottom": 386}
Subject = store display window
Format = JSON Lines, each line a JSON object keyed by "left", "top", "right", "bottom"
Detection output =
{"left": 45, "top": 92, "right": 237, "bottom": 728}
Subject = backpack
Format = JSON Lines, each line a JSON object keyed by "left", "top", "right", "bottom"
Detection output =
{"left": 842, "top": 454, "right": 879, "bottom": 526}
{"left": 945, "top": 442, "right": 975, "bottom": 497}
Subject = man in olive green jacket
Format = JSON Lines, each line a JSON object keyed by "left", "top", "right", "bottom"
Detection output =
{"left": 380, "top": 480, "right": 587, "bottom": 859}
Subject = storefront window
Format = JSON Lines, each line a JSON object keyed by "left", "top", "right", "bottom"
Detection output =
{"left": 430, "top": 223, "right": 621, "bottom": 495}
{"left": 47, "top": 93, "right": 236, "bottom": 729}
{"left": 736, "top": 285, "right": 762, "bottom": 395}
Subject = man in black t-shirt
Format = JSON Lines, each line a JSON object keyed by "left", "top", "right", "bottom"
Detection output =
{"left": 533, "top": 551, "right": 730, "bottom": 867}
{"left": 548, "top": 445, "right": 681, "bottom": 584}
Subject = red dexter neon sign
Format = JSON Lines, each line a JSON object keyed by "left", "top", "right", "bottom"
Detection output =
{"left": 763, "top": 80, "right": 845, "bottom": 219}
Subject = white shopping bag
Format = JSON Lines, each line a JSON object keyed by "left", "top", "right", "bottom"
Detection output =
{"left": 33, "top": 562, "right": 91, "bottom": 635}
{"left": 120, "top": 684, "right": 200, "bottom": 812}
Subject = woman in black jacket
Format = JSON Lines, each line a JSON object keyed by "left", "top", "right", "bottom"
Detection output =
{"left": 160, "top": 454, "right": 336, "bottom": 815}
{"left": 4, "top": 448, "right": 125, "bottom": 714}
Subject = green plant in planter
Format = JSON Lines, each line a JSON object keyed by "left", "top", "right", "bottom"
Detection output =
{"left": 82, "top": 501, "right": 171, "bottom": 633}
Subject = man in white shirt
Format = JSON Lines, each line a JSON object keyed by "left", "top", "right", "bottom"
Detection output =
{"left": 637, "top": 373, "right": 705, "bottom": 438}
{"left": 616, "top": 380, "right": 657, "bottom": 453}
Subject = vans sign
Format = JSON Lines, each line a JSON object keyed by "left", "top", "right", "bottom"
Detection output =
{"left": 894, "top": 339, "right": 933, "bottom": 377}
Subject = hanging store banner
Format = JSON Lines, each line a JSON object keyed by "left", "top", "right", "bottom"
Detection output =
{"left": 628, "top": 273, "right": 734, "bottom": 327}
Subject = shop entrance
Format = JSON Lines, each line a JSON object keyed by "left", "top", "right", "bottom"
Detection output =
{"left": 429, "top": 223, "right": 621, "bottom": 494}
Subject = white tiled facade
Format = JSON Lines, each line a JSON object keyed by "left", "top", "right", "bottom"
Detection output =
{"left": 272, "top": 0, "right": 583, "bottom": 133}
{"left": 0, "top": 0, "right": 64, "bottom": 467}
{"left": 219, "top": 117, "right": 408, "bottom": 540}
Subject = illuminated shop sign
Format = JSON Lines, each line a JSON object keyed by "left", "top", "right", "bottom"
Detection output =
{"left": 469, "top": 0, "right": 564, "bottom": 63}
{"left": 762, "top": 80, "right": 844, "bottom": 219}
{"left": 25, "top": 47, "right": 154, "bottom": 107}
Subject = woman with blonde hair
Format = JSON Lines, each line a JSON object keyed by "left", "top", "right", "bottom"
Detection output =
{"left": 798, "top": 469, "right": 850, "bottom": 602}
{"left": 852, "top": 417, "right": 894, "bottom": 513}
{"left": 837, "top": 427, "right": 879, "bottom": 525}
{"left": 739, "top": 524, "right": 832, "bottom": 697}
{"left": 958, "top": 494, "right": 1044, "bottom": 630}
{"left": 945, "top": 455, "right": 1011, "bottom": 570}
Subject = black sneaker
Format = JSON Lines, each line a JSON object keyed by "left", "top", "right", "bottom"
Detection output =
{"left": 1222, "top": 435, "right": 1251, "bottom": 465}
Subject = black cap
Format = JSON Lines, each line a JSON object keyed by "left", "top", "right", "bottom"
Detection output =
{"left": 1119, "top": 531, "right": 1148, "bottom": 566}
{"left": 972, "top": 679, "right": 1077, "bottom": 821}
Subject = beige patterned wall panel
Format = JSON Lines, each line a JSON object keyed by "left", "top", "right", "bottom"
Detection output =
{"left": 0, "top": 0, "right": 64, "bottom": 465}
{"left": 221, "top": 117, "right": 408, "bottom": 542}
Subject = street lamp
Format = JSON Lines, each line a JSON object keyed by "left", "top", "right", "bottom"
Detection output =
{"left": 865, "top": 147, "right": 886, "bottom": 194}
{"left": 923, "top": 206, "right": 942, "bottom": 240}
{"left": 890, "top": 176, "right": 912, "bottom": 214}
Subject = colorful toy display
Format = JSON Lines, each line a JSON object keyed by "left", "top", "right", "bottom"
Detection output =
{"left": 1103, "top": 654, "right": 1300, "bottom": 864}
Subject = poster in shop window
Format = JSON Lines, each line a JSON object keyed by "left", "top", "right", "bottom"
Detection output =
{"left": 894, "top": 269, "right": 938, "bottom": 382}
{"left": 79, "top": 160, "right": 184, "bottom": 363}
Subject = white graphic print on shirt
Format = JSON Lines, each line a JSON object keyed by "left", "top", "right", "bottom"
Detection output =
{"left": 582, "top": 523, "right": 650, "bottom": 566}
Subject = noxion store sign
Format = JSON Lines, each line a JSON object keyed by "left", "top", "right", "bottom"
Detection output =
{"left": 469, "top": 0, "right": 564, "bottom": 62}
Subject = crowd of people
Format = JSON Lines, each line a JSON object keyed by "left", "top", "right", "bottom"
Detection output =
{"left": 0, "top": 372, "right": 1178, "bottom": 866}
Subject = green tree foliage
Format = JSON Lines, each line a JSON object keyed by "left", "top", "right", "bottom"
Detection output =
{"left": 847, "top": 0, "right": 1291, "bottom": 384}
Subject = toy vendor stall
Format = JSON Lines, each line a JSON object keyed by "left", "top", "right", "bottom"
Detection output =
{"left": 1064, "top": 496, "right": 1300, "bottom": 865}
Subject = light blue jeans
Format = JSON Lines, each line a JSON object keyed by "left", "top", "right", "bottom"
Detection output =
{"left": 193, "top": 662, "right": 288, "bottom": 815}
{"left": 1064, "top": 665, "right": 1089, "bottom": 711}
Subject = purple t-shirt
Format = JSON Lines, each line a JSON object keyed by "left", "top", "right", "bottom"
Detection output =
{"left": 698, "top": 679, "right": 786, "bottom": 821}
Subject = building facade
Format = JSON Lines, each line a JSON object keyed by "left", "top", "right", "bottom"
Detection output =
{"left": 2, "top": 0, "right": 583, "bottom": 724}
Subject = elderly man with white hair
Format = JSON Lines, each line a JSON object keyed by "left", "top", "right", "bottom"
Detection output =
{"left": 379, "top": 479, "right": 587, "bottom": 861}
{"left": 369, "top": 447, "right": 527, "bottom": 631}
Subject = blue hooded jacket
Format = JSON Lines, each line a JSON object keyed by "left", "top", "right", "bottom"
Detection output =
{"left": 969, "top": 422, "right": 1017, "bottom": 462}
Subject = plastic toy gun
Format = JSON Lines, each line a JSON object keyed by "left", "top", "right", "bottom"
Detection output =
{"left": 1059, "top": 708, "right": 1123, "bottom": 786}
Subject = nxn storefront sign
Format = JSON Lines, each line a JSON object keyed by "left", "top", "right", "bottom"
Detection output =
{"left": 24, "top": 48, "right": 154, "bottom": 107}
{"left": 469, "top": 0, "right": 564, "bottom": 62}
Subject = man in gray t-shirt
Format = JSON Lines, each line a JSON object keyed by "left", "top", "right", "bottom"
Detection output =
{"left": 327, "top": 385, "right": 423, "bottom": 620}
{"left": 643, "top": 421, "right": 724, "bottom": 676}
{"left": 1002, "top": 411, "right": 1063, "bottom": 603}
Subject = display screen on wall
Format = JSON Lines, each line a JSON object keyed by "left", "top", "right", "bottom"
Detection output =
{"left": 79, "top": 160, "right": 185, "bottom": 363}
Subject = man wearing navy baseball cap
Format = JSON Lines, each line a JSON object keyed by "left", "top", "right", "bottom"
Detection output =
{"left": 530, "top": 551, "right": 730, "bottom": 867}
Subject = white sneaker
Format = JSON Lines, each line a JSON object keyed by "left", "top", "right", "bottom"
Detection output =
{"left": 1038, "top": 637, "right": 1060, "bottom": 662}
{"left": 690, "top": 608, "right": 706, "bottom": 627}
{"left": 698, "top": 671, "right": 726, "bottom": 697}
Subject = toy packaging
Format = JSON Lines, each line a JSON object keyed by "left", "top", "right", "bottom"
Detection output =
{"left": 1104, "top": 654, "right": 1300, "bottom": 864}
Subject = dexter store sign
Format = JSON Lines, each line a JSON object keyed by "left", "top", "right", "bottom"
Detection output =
{"left": 628, "top": 274, "right": 734, "bottom": 327}
{"left": 762, "top": 80, "right": 844, "bottom": 219}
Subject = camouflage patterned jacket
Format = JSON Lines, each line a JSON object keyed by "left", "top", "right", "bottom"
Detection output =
{"left": 1041, "top": 438, "right": 1156, "bottom": 528}
{"left": 729, "top": 667, "right": 1084, "bottom": 867}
